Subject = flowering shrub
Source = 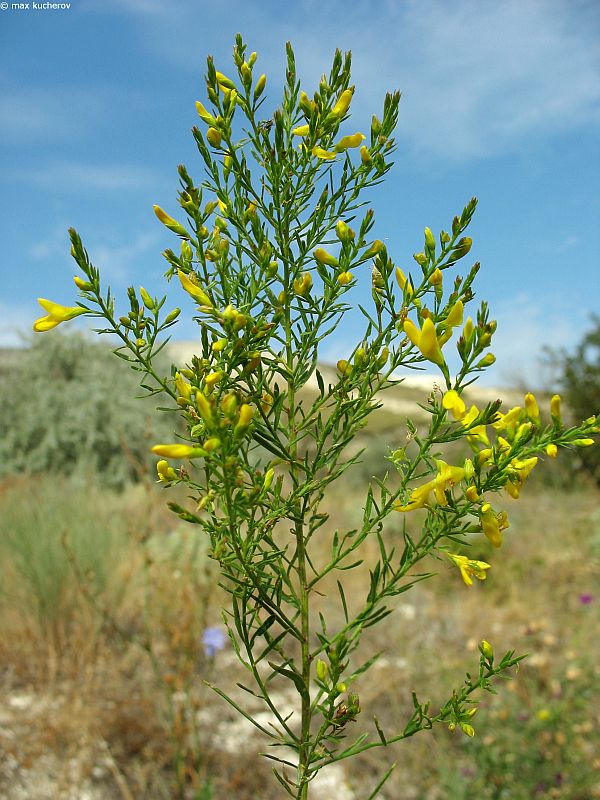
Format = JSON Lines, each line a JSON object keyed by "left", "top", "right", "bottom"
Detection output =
{"left": 33, "top": 35, "right": 598, "bottom": 799}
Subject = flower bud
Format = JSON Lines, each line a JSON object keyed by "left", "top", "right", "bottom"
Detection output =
{"left": 73, "top": 276, "right": 92, "bottom": 291}
{"left": 164, "top": 308, "right": 181, "bottom": 325}
{"left": 428, "top": 268, "right": 443, "bottom": 286}
{"left": 235, "top": 403, "right": 254, "bottom": 434}
{"left": 546, "top": 443, "right": 558, "bottom": 458}
{"left": 316, "top": 659, "right": 328, "bottom": 681}
{"left": 313, "top": 248, "right": 339, "bottom": 267}
{"left": 424, "top": 227, "right": 436, "bottom": 255}
{"left": 360, "top": 145, "right": 372, "bottom": 165}
{"left": 140, "top": 287, "right": 154, "bottom": 310}
{"left": 573, "top": 438, "right": 595, "bottom": 447}
{"left": 477, "top": 353, "right": 496, "bottom": 368}
{"left": 206, "top": 127, "right": 222, "bottom": 148}
{"left": 253, "top": 74, "right": 267, "bottom": 100}
{"left": 479, "top": 640, "right": 494, "bottom": 661}
{"left": 262, "top": 467, "right": 275, "bottom": 493}
{"left": 550, "top": 394, "right": 562, "bottom": 424}
{"left": 337, "top": 271, "right": 353, "bottom": 285}
{"left": 337, "top": 359, "right": 352, "bottom": 377}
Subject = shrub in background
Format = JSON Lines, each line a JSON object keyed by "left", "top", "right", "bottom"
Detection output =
{"left": 555, "top": 316, "right": 600, "bottom": 486}
{"left": 0, "top": 332, "right": 175, "bottom": 488}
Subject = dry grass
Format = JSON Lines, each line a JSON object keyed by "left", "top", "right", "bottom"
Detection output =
{"left": 0, "top": 463, "right": 599, "bottom": 799}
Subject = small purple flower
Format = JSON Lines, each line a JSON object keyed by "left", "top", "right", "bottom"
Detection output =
{"left": 579, "top": 593, "right": 594, "bottom": 605}
{"left": 202, "top": 626, "right": 226, "bottom": 657}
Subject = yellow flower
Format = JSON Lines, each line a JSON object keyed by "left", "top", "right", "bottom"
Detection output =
{"left": 337, "top": 271, "right": 354, "bottom": 285}
{"left": 156, "top": 460, "right": 178, "bottom": 483}
{"left": 175, "top": 372, "right": 192, "bottom": 401}
{"left": 195, "top": 100, "right": 216, "bottom": 126}
{"left": 360, "top": 145, "right": 372, "bottom": 165}
{"left": 403, "top": 317, "right": 445, "bottom": 367}
{"left": 480, "top": 504, "right": 509, "bottom": 548}
{"left": 331, "top": 87, "right": 354, "bottom": 117}
{"left": 505, "top": 456, "right": 538, "bottom": 499}
{"left": 215, "top": 71, "right": 236, "bottom": 91}
{"left": 204, "top": 371, "right": 224, "bottom": 390}
{"left": 153, "top": 205, "right": 189, "bottom": 237}
{"left": 446, "top": 300, "right": 464, "bottom": 328}
{"left": 292, "top": 124, "right": 310, "bottom": 137}
{"left": 206, "top": 127, "right": 222, "bottom": 148}
{"left": 293, "top": 272, "right": 313, "bottom": 297}
{"left": 492, "top": 406, "right": 523, "bottom": 438}
{"left": 151, "top": 444, "right": 205, "bottom": 459}
{"left": 313, "top": 248, "right": 339, "bottom": 267}
{"left": 447, "top": 553, "right": 491, "bottom": 586}
{"left": 395, "top": 460, "right": 465, "bottom": 511}
{"left": 524, "top": 392, "right": 540, "bottom": 425}
{"left": 546, "top": 443, "right": 558, "bottom": 458}
{"left": 33, "top": 299, "right": 86, "bottom": 332}
{"left": 442, "top": 389, "right": 466, "bottom": 420}
{"left": 550, "top": 394, "right": 562, "bottom": 423}
{"left": 334, "top": 132, "right": 365, "bottom": 152}
{"left": 461, "top": 405, "right": 489, "bottom": 445}
{"left": 177, "top": 270, "right": 212, "bottom": 307}
{"left": 234, "top": 403, "right": 254, "bottom": 434}
{"left": 312, "top": 145, "right": 337, "bottom": 160}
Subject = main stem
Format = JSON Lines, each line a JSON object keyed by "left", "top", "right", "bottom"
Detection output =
{"left": 287, "top": 310, "right": 311, "bottom": 800}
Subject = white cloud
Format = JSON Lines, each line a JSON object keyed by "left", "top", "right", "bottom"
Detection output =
{"left": 87, "top": 0, "right": 600, "bottom": 162}
{"left": 22, "top": 160, "right": 159, "bottom": 192}
{"left": 489, "top": 291, "right": 585, "bottom": 389}
{"left": 0, "top": 84, "right": 114, "bottom": 144}
{"left": 89, "top": 231, "right": 161, "bottom": 284}
{"left": 26, "top": 223, "right": 161, "bottom": 286}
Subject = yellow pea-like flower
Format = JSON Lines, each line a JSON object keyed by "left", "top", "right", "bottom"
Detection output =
{"left": 403, "top": 317, "right": 445, "bottom": 367}
{"left": 151, "top": 444, "right": 205, "bottom": 459}
{"left": 337, "top": 271, "right": 353, "bottom": 285}
{"left": 292, "top": 124, "right": 310, "bottom": 137}
{"left": 156, "top": 460, "right": 178, "bottom": 483}
{"left": 204, "top": 371, "right": 224, "bottom": 389}
{"left": 175, "top": 372, "right": 192, "bottom": 401}
{"left": 428, "top": 268, "right": 443, "bottom": 286}
{"left": 206, "top": 127, "right": 222, "bottom": 148}
{"left": 293, "top": 272, "right": 313, "bottom": 297}
{"left": 360, "top": 145, "right": 372, "bottom": 165}
{"left": 447, "top": 553, "right": 491, "bottom": 586}
{"left": 313, "top": 248, "right": 339, "bottom": 267}
{"left": 445, "top": 299, "right": 464, "bottom": 328}
{"left": 550, "top": 394, "right": 562, "bottom": 423}
{"left": 177, "top": 270, "right": 212, "bottom": 307}
{"left": 153, "top": 205, "right": 189, "bottom": 237}
{"left": 235, "top": 404, "right": 254, "bottom": 434}
{"left": 546, "top": 443, "right": 558, "bottom": 458}
{"left": 215, "top": 71, "right": 236, "bottom": 91}
{"left": 331, "top": 87, "right": 354, "bottom": 117}
{"left": 334, "top": 132, "right": 365, "bottom": 152}
{"left": 442, "top": 389, "right": 466, "bottom": 420}
{"left": 195, "top": 100, "right": 216, "bottom": 126}
{"left": 73, "top": 276, "right": 92, "bottom": 290}
{"left": 312, "top": 146, "right": 337, "bottom": 160}
{"left": 524, "top": 392, "right": 540, "bottom": 425}
{"left": 33, "top": 299, "right": 86, "bottom": 332}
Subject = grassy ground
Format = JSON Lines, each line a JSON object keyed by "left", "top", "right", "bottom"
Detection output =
{"left": 0, "top": 464, "right": 598, "bottom": 799}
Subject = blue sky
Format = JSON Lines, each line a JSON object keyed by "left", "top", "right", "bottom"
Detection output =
{"left": 1, "top": 0, "right": 599, "bottom": 385}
